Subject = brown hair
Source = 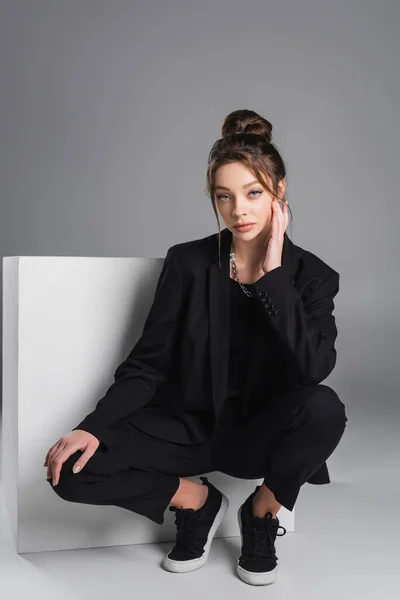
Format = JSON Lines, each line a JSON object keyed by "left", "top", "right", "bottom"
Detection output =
{"left": 205, "top": 109, "right": 293, "bottom": 267}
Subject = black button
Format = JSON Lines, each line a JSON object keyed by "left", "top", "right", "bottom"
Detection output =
{"left": 259, "top": 291, "right": 266, "bottom": 298}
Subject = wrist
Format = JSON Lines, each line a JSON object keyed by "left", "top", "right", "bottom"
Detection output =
{"left": 262, "top": 263, "right": 281, "bottom": 274}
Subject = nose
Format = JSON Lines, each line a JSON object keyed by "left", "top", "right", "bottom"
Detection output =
{"left": 232, "top": 204, "right": 246, "bottom": 218}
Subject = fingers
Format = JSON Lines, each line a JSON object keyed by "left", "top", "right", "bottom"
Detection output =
{"left": 46, "top": 442, "right": 97, "bottom": 486}
{"left": 46, "top": 440, "right": 67, "bottom": 484}
{"left": 282, "top": 200, "right": 289, "bottom": 231}
{"left": 50, "top": 444, "right": 74, "bottom": 486}
{"left": 45, "top": 441, "right": 61, "bottom": 480}
{"left": 71, "top": 447, "right": 96, "bottom": 476}
{"left": 44, "top": 444, "right": 58, "bottom": 468}
{"left": 272, "top": 199, "right": 281, "bottom": 237}
{"left": 272, "top": 199, "right": 288, "bottom": 235}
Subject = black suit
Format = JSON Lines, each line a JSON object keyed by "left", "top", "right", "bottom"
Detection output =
{"left": 74, "top": 227, "right": 340, "bottom": 484}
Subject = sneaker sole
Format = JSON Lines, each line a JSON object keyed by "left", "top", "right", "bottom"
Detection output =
{"left": 236, "top": 505, "right": 279, "bottom": 585}
{"left": 162, "top": 491, "right": 229, "bottom": 573}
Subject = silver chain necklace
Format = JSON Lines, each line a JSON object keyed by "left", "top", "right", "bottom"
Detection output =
{"left": 229, "top": 244, "right": 253, "bottom": 298}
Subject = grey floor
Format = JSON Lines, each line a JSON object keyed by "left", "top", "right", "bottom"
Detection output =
{"left": 1, "top": 381, "right": 398, "bottom": 600}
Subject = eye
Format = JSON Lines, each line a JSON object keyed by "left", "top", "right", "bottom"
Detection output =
{"left": 216, "top": 190, "right": 263, "bottom": 201}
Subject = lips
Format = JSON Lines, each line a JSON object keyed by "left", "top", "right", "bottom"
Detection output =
{"left": 234, "top": 223, "right": 254, "bottom": 228}
{"left": 234, "top": 223, "right": 255, "bottom": 230}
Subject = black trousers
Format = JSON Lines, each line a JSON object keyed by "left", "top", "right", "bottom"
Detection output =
{"left": 49, "top": 384, "right": 348, "bottom": 525}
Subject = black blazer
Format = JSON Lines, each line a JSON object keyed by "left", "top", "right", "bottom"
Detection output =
{"left": 74, "top": 227, "right": 339, "bottom": 484}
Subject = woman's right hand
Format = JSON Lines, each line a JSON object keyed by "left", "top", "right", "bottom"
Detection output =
{"left": 44, "top": 430, "right": 100, "bottom": 486}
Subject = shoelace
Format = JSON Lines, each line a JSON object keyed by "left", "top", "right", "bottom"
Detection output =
{"left": 169, "top": 506, "right": 200, "bottom": 551}
{"left": 241, "top": 514, "right": 287, "bottom": 562}
{"left": 168, "top": 477, "right": 211, "bottom": 554}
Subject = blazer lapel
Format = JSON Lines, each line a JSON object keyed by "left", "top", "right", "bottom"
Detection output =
{"left": 208, "top": 228, "right": 231, "bottom": 417}
{"left": 208, "top": 227, "right": 300, "bottom": 417}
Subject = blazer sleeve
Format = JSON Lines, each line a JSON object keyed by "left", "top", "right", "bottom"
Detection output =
{"left": 250, "top": 266, "right": 339, "bottom": 386}
{"left": 72, "top": 244, "right": 183, "bottom": 448}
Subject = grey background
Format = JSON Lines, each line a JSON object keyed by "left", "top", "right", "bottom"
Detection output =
{"left": 1, "top": 2, "right": 400, "bottom": 596}
{"left": 1, "top": 0, "right": 399, "bottom": 416}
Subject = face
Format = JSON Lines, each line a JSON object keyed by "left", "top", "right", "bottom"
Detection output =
{"left": 214, "top": 162, "right": 285, "bottom": 240}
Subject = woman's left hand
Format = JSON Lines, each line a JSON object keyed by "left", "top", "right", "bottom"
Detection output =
{"left": 261, "top": 199, "right": 289, "bottom": 274}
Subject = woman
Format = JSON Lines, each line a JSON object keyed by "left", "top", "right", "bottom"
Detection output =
{"left": 44, "top": 109, "right": 348, "bottom": 586}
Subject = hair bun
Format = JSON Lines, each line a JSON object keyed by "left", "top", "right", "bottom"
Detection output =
{"left": 221, "top": 109, "right": 272, "bottom": 142}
